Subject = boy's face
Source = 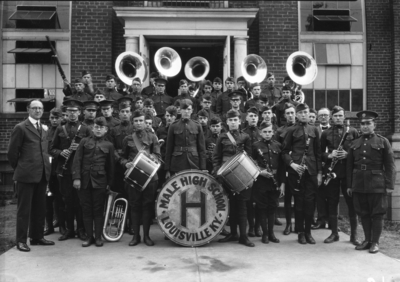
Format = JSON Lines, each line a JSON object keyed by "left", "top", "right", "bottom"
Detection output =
{"left": 82, "top": 74, "right": 92, "bottom": 84}
{"left": 74, "top": 82, "right": 85, "bottom": 92}
{"left": 135, "top": 100, "right": 143, "bottom": 109}
{"left": 210, "top": 123, "right": 222, "bottom": 134}
{"left": 94, "top": 94, "right": 106, "bottom": 102}
{"left": 201, "top": 99, "right": 212, "bottom": 110}
{"left": 296, "top": 109, "right": 309, "bottom": 123}
{"left": 230, "top": 97, "right": 241, "bottom": 109}
{"left": 309, "top": 113, "right": 316, "bottom": 125}
{"left": 262, "top": 110, "right": 273, "bottom": 122}
{"left": 260, "top": 125, "right": 274, "bottom": 140}
{"left": 204, "top": 85, "right": 212, "bottom": 94}
{"left": 106, "top": 79, "right": 116, "bottom": 89}
{"left": 133, "top": 116, "right": 145, "bottom": 131}
{"left": 246, "top": 112, "right": 259, "bottom": 127}
{"left": 67, "top": 108, "right": 80, "bottom": 121}
{"left": 180, "top": 83, "right": 188, "bottom": 94}
{"left": 225, "top": 81, "right": 235, "bottom": 90}
{"left": 144, "top": 105, "right": 153, "bottom": 112}
{"left": 93, "top": 124, "right": 108, "bottom": 137}
{"left": 49, "top": 114, "right": 61, "bottom": 127}
{"left": 145, "top": 119, "right": 153, "bottom": 129}
{"left": 198, "top": 116, "right": 208, "bottom": 126}
{"left": 84, "top": 108, "right": 97, "bottom": 120}
{"left": 119, "top": 108, "right": 132, "bottom": 121}
{"left": 285, "top": 108, "right": 296, "bottom": 123}
{"left": 181, "top": 105, "right": 193, "bottom": 120}
{"left": 62, "top": 112, "right": 69, "bottom": 121}
{"left": 227, "top": 116, "right": 240, "bottom": 130}
{"left": 213, "top": 82, "right": 222, "bottom": 91}
{"left": 251, "top": 86, "right": 261, "bottom": 97}
{"left": 266, "top": 75, "right": 275, "bottom": 87}
{"left": 332, "top": 110, "right": 345, "bottom": 125}
{"left": 165, "top": 112, "right": 176, "bottom": 125}
{"left": 237, "top": 80, "right": 246, "bottom": 89}
{"left": 282, "top": 90, "right": 291, "bottom": 99}
{"left": 101, "top": 106, "right": 113, "bottom": 118}
{"left": 131, "top": 81, "right": 141, "bottom": 93}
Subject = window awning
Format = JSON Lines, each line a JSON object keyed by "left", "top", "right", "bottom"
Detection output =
{"left": 314, "top": 43, "right": 352, "bottom": 65}
{"left": 8, "top": 48, "right": 52, "bottom": 54}
{"left": 9, "top": 10, "right": 56, "bottom": 20}
{"left": 313, "top": 15, "right": 357, "bottom": 22}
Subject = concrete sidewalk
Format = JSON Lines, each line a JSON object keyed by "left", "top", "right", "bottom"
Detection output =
{"left": 1, "top": 225, "right": 399, "bottom": 282}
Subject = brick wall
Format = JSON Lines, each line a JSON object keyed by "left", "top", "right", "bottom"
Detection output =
{"left": 393, "top": 0, "right": 400, "bottom": 134}
{"left": 365, "top": 0, "right": 394, "bottom": 137}
{"left": 71, "top": 1, "right": 114, "bottom": 86}
{"left": 258, "top": 1, "right": 299, "bottom": 90}
{"left": 112, "top": 1, "right": 131, "bottom": 72}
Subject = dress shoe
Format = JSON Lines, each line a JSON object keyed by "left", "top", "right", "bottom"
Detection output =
{"left": 78, "top": 229, "right": 87, "bottom": 241}
{"left": 274, "top": 218, "right": 283, "bottom": 226}
{"left": 30, "top": 238, "right": 55, "bottom": 246}
{"left": 355, "top": 241, "right": 371, "bottom": 251}
{"left": 58, "top": 230, "right": 75, "bottom": 241}
{"left": 324, "top": 233, "right": 339, "bottom": 243}
{"left": 44, "top": 228, "right": 55, "bottom": 236}
{"left": 268, "top": 233, "right": 280, "bottom": 243}
{"left": 59, "top": 226, "right": 67, "bottom": 235}
{"left": 261, "top": 235, "right": 269, "bottom": 244}
{"left": 255, "top": 227, "right": 262, "bottom": 237}
{"left": 298, "top": 232, "right": 306, "bottom": 244}
{"left": 129, "top": 228, "right": 135, "bottom": 236}
{"left": 283, "top": 224, "right": 292, "bottom": 235}
{"left": 95, "top": 238, "right": 103, "bottom": 247}
{"left": 305, "top": 233, "right": 316, "bottom": 244}
{"left": 143, "top": 236, "right": 154, "bottom": 246}
{"left": 248, "top": 227, "right": 255, "bottom": 237}
{"left": 129, "top": 235, "right": 141, "bottom": 246}
{"left": 369, "top": 242, "right": 379, "bottom": 254}
{"left": 311, "top": 221, "right": 326, "bottom": 230}
{"left": 17, "top": 242, "right": 30, "bottom": 252}
{"left": 218, "top": 234, "right": 239, "bottom": 243}
{"left": 220, "top": 228, "right": 230, "bottom": 236}
{"left": 82, "top": 237, "right": 94, "bottom": 247}
{"left": 350, "top": 235, "right": 361, "bottom": 246}
{"left": 238, "top": 237, "right": 255, "bottom": 247}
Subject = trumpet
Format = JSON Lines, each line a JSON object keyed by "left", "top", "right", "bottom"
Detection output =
{"left": 102, "top": 190, "right": 128, "bottom": 242}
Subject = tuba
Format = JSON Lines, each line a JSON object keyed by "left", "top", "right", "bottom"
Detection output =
{"left": 115, "top": 51, "right": 148, "bottom": 87}
{"left": 184, "top": 56, "right": 210, "bottom": 97}
{"left": 241, "top": 54, "right": 267, "bottom": 84}
{"left": 285, "top": 51, "right": 318, "bottom": 103}
{"left": 102, "top": 190, "right": 128, "bottom": 242}
{"left": 154, "top": 47, "right": 182, "bottom": 77}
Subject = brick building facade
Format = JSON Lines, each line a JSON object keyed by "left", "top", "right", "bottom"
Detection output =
{"left": 1, "top": 0, "right": 399, "bottom": 219}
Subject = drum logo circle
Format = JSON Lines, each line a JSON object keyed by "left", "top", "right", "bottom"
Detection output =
{"left": 156, "top": 170, "right": 229, "bottom": 247}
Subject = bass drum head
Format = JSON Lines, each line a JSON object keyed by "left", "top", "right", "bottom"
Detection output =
{"left": 156, "top": 170, "right": 229, "bottom": 247}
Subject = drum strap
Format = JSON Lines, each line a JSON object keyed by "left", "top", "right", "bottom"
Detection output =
{"left": 132, "top": 132, "right": 145, "bottom": 152}
{"left": 226, "top": 132, "right": 237, "bottom": 147}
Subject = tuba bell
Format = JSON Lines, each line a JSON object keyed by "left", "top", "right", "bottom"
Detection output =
{"left": 115, "top": 51, "right": 148, "bottom": 86}
{"left": 286, "top": 51, "right": 318, "bottom": 103}
{"left": 184, "top": 56, "right": 210, "bottom": 97}
{"left": 102, "top": 190, "right": 128, "bottom": 242}
{"left": 241, "top": 54, "right": 267, "bottom": 84}
{"left": 154, "top": 47, "right": 182, "bottom": 77}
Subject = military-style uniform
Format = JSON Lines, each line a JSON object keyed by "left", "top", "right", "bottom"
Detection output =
{"left": 216, "top": 90, "right": 233, "bottom": 117}
{"left": 50, "top": 120, "right": 91, "bottom": 239}
{"left": 174, "top": 93, "right": 199, "bottom": 114}
{"left": 71, "top": 133, "right": 115, "bottom": 245}
{"left": 156, "top": 123, "right": 169, "bottom": 187}
{"left": 212, "top": 129, "right": 253, "bottom": 246}
{"left": 244, "top": 94, "right": 267, "bottom": 113}
{"left": 274, "top": 98, "right": 299, "bottom": 127}
{"left": 242, "top": 125, "right": 261, "bottom": 145}
{"left": 165, "top": 119, "right": 206, "bottom": 173}
{"left": 252, "top": 139, "right": 284, "bottom": 243}
{"left": 70, "top": 92, "right": 93, "bottom": 102}
{"left": 282, "top": 118, "right": 322, "bottom": 243}
{"left": 104, "top": 88, "right": 124, "bottom": 101}
{"left": 82, "top": 119, "right": 95, "bottom": 131}
{"left": 209, "top": 90, "right": 221, "bottom": 112}
{"left": 347, "top": 130, "right": 395, "bottom": 251}
{"left": 205, "top": 132, "right": 219, "bottom": 174}
{"left": 265, "top": 86, "right": 281, "bottom": 106}
{"left": 147, "top": 92, "right": 173, "bottom": 117}
{"left": 321, "top": 123, "right": 360, "bottom": 244}
{"left": 120, "top": 128, "right": 161, "bottom": 246}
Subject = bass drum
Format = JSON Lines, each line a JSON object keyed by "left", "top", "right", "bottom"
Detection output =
{"left": 156, "top": 170, "right": 229, "bottom": 247}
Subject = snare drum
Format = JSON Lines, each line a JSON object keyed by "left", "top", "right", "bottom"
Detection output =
{"left": 216, "top": 151, "right": 260, "bottom": 193}
{"left": 124, "top": 151, "right": 161, "bottom": 191}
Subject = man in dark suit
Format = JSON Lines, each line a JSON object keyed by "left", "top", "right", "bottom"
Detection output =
{"left": 8, "top": 100, "right": 55, "bottom": 252}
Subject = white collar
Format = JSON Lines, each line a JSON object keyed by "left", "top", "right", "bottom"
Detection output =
{"left": 320, "top": 124, "right": 330, "bottom": 128}
{"left": 28, "top": 116, "right": 40, "bottom": 126}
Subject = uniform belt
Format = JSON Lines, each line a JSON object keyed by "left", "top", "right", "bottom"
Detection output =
{"left": 354, "top": 164, "right": 383, "bottom": 171}
{"left": 174, "top": 146, "right": 197, "bottom": 152}
{"left": 83, "top": 165, "right": 104, "bottom": 171}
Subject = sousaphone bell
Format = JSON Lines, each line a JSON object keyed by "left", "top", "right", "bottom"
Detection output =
{"left": 115, "top": 51, "right": 148, "bottom": 85}
{"left": 154, "top": 47, "right": 182, "bottom": 77}
{"left": 184, "top": 56, "right": 210, "bottom": 97}
{"left": 241, "top": 54, "right": 267, "bottom": 84}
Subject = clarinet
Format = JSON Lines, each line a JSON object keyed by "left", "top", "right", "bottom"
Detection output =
{"left": 323, "top": 120, "right": 350, "bottom": 186}
{"left": 58, "top": 125, "right": 82, "bottom": 177}
{"left": 257, "top": 149, "right": 279, "bottom": 190}
{"left": 294, "top": 138, "right": 310, "bottom": 191}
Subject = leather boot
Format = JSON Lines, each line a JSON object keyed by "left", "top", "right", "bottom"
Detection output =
{"left": 239, "top": 217, "right": 254, "bottom": 247}
{"left": 143, "top": 211, "right": 154, "bottom": 246}
{"left": 82, "top": 236, "right": 94, "bottom": 247}
{"left": 324, "top": 216, "right": 339, "bottom": 243}
{"left": 248, "top": 227, "right": 255, "bottom": 237}
{"left": 268, "top": 213, "right": 280, "bottom": 243}
{"left": 298, "top": 232, "right": 306, "bottom": 244}
{"left": 349, "top": 217, "right": 361, "bottom": 246}
{"left": 356, "top": 217, "right": 372, "bottom": 250}
{"left": 220, "top": 228, "right": 230, "bottom": 237}
{"left": 129, "top": 211, "right": 141, "bottom": 246}
{"left": 370, "top": 217, "right": 383, "bottom": 253}
{"left": 259, "top": 209, "right": 268, "bottom": 244}
{"left": 283, "top": 223, "right": 292, "bottom": 235}
{"left": 94, "top": 217, "right": 103, "bottom": 247}
{"left": 254, "top": 209, "right": 262, "bottom": 237}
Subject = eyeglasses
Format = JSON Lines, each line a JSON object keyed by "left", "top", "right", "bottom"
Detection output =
{"left": 318, "top": 114, "right": 329, "bottom": 117}
{"left": 30, "top": 107, "right": 43, "bottom": 111}
{"left": 94, "top": 125, "right": 106, "bottom": 130}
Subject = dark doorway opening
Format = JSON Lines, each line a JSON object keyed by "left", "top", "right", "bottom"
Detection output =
{"left": 149, "top": 44, "right": 224, "bottom": 98}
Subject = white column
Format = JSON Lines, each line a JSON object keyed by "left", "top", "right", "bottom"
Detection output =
{"left": 233, "top": 36, "right": 248, "bottom": 80}
{"left": 125, "top": 36, "right": 139, "bottom": 53}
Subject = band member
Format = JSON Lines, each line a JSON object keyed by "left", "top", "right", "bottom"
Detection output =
{"left": 188, "top": 84, "right": 197, "bottom": 98}
{"left": 147, "top": 75, "right": 173, "bottom": 117}
{"left": 226, "top": 91, "right": 246, "bottom": 126}
{"left": 320, "top": 106, "right": 361, "bottom": 245}
{"left": 213, "top": 109, "right": 254, "bottom": 247}
{"left": 143, "top": 99, "right": 162, "bottom": 132}
{"left": 308, "top": 108, "right": 317, "bottom": 126}
{"left": 205, "top": 116, "right": 223, "bottom": 174}
{"left": 312, "top": 107, "right": 332, "bottom": 229}
{"left": 216, "top": 77, "right": 235, "bottom": 117}
{"left": 120, "top": 109, "right": 161, "bottom": 246}
{"left": 236, "top": 76, "right": 249, "bottom": 104}
{"left": 82, "top": 101, "right": 99, "bottom": 131}
{"left": 197, "top": 109, "right": 211, "bottom": 138}
{"left": 99, "top": 100, "right": 121, "bottom": 132}
{"left": 252, "top": 122, "right": 285, "bottom": 244}
{"left": 347, "top": 111, "right": 396, "bottom": 253}
{"left": 244, "top": 83, "right": 266, "bottom": 112}
{"left": 45, "top": 108, "right": 66, "bottom": 236}
{"left": 81, "top": 70, "right": 95, "bottom": 96}
{"left": 50, "top": 99, "right": 92, "bottom": 241}
{"left": 127, "top": 77, "right": 144, "bottom": 100}
{"left": 72, "top": 117, "right": 114, "bottom": 247}
{"left": 165, "top": 99, "right": 207, "bottom": 179}
{"left": 104, "top": 74, "right": 124, "bottom": 101}
{"left": 141, "top": 72, "right": 158, "bottom": 96}
{"left": 199, "top": 94, "right": 218, "bottom": 121}
{"left": 134, "top": 96, "right": 144, "bottom": 110}
{"left": 94, "top": 90, "right": 106, "bottom": 103}
{"left": 174, "top": 79, "right": 199, "bottom": 114}
{"left": 275, "top": 103, "right": 297, "bottom": 235}
{"left": 64, "top": 78, "right": 93, "bottom": 102}
{"left": 8, "top": 100, "right": 54, "bottom": 252}
{"left": 260, "top": 106, "right": 278, "bottom": 131}
{"left": 282, "top": 103, "right": 322, "bottom": 244}
{"left": 201, "top": 80, "right": 216, "bottom": 112}
{"left": 212, "top": 77, "right": 223, "bottom": 100}
{"left": 61, "top": 105, "right": 69, "bottom": 124}
{"left": 264, "top": 72, "right": 281, "bottom": 106}
{"left": 273, "top": 85, "right": 299, "bottom": 127}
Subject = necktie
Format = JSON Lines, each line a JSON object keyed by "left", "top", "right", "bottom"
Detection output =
{"left": 36, "top": 122, "right": 42, "bottom": 136}
{"left": 322, "top": 126, "right": 328, "bottom": 130}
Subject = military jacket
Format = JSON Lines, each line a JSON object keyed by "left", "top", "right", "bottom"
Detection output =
{"left": 147, "top": 92, "right": 173, "bottom": 116}
{"left": 110, "top": 121, "right": 134, "bottom": 163}
{"left": 274, "top": 123, "right": 295, "bottom": 144}
{"left": 63, "top": 87, "right": 94, "bottom": 99}
{"left": 282, "top": 122, "right": 322, "bottom": 176}
{"left": 209, "top": 90, "right": 221, "bottom": 112}
{"left": 174, "top": 93, "right": 199, "bottom": 113}
{"left": 47, "top": 125, "right": 59, "bottom": 174}
{"left": 71, "top": 136, "right": 114, "bottom": 189}
{"left": 274, "top": 98, "right": 299, "bottom": 127}
{"left": 104, "top": 88, "right": 124, "bottom": 101}
{"left": 242, "top": 126, "right": 261, "bottom": 145}
{"left": 212, "top": 130, "right": 251, "bottom": 174}
{"left": 120, "top": 129, "right": 161, "bottom": 181}
{"left": 347, "top": 133, "right": 396, "bottom": 193}
{"left": 82, "top": 119, "right": 95, "bottom": 131}
{"left": 321, "top": 125, "right": 359, "bottom": 179}
{"left": 165, "top": 119, "right": 206, "bottom": 172}
{"left": 265, "top": 86, "right": 281, "bottom": 106}
{"left": 70, "top": 91, "right": 93, "bottom": 102}
{"left": 141, "top": 85, "right": 155, "bottom": 96}
{"left": 50, "top": 121, "right": 92, "bottom": 174}
{"left": 156, "top": 124, "right": 169, "bottom": 167}
{"left": 216, "top": 90, "right": 233, "bottom": 116}
{"left": 252, "top": 139, "right": 285, "bottom": 190}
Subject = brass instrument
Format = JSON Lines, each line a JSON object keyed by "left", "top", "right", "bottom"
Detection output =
{"left": 241, "top": 54, "right": 267, "bottom": 84}
{"left": 294, "top": 138, "right": 310, "bottom": 191}
{"left": 115, "top": 51, "right": 148, "bottom": 86}
{"left": 257, "top": 149, "right": 279, "bottom": 190}
{"left": 185, "top": 57, "right": 210, "bottom": 97}
{"left": 154, "top": 47, "right": 182, "bottom": 77}
{"left": 102, "top": 190, "right": 128, "bottom": 242}
{"left": 323, "top": 120, "right": 350, "bottom": 186}
{"left": 286, "top": 51, "right": 318, "bottom": 104}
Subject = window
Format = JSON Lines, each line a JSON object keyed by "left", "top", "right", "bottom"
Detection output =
{"left": 145, "top": 1, "right": 227, "bottom": 8}
{"left": 9, "top": 6, "right": 60, "bottom": 29}
{"left": 8, "top": 41, "right": 55, "bottom": 64}
{"left": 8, "top": 89, "right": 55, "bottom": 112}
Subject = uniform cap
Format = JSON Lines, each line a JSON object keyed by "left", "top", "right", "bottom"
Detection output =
{"left": 225, "top": 76, "right": 234, "bottom": 83}
{"left": 204, "top": 80, "right": 212, "bottom": 87}
{"left": 179, "top": 79, "right": 188, "bottom": 86}
{"left": 74, "top": 78, "right": 84, "bottom": 84}
{"left": 83, "top": 101, "right": 100, "bottom": 110}
{"left": 237, "top": 76, "right": 246, "bottom": 83}
{"left": 155, "top": 75, "right": 167, "bottom": 85}
{"left": 118, "top": 97, "right": 133, "bottom": 110}
{"left": 50, "top": 107, "right": 62, "bottom": 117}
{"left": 94, "top": 116, "right": 107, "bottom": 127}
{"left": 105, "top": 74, "right": 116, "bottom": 81}
{"left": 356, "top": 110, "right": 378, "bottom": 121}
{"left": 150, "top": 72, "right": 158, "bottom": 79}
{"left": 213, "top": 77, "right": 222, "bottom": 84}
{"left": 210, "top": 116, "right": 222, "bottom": 125}
{"left": 165, "top": 105, "right": 177, "bottom": 117}
{"left": 259, "top": 121, "right": 273, "bottom": 130}
{"left": 94, "top": 89, "right": 105, "bottom": 97}
{"left": 132, "top": 77, "right": 142, "bottom": 84}
{"left": 226, "top": 109, "right": 240, "bottom": 119}
{"left": 282, "top": 85, "right": 291, "bottom": 91}
{"left": 284, "top": 102, "right": 295, "bottom": 111}
{"left": 63, "top": 99, "right": 83, "bottom": 110}
{"left": 261, "top": 105, "right": 272, "bottom": 113}
{"left": 295, "top": 103, "right": 310, "bottom": 112}
{"left": 247, "top": 106, "right": 259, "bottom": 115}
{"left": 81, "top": 70, "right": 90, "bottom": 77}
{"left": 99, "top": 100, "right": 114, "bottom": 108}
{"left": 228, "top": 91, "right": 243, "bottom": 100}
{"left": 266, "top": 72, "right": 274, "bottom": 79}
{"left": 132, "top": 109, "right": 145, "bottom": 119}
{"left": 197, "top": 109, "right": 209, "bottom": 118}
{"left": 202, "top": 94, "right": 212, "bottom": 101}
{"left": 250, "top": 83, "right": 260, "bottom": 89}
{"left": 331, "top": 105, "right": 345, "bottom": 115}
{"left": 180, "top": 99, "right": 193, "bottom": 110}
{"left": 143, "top": 98, "right": 154, "bottom": 106}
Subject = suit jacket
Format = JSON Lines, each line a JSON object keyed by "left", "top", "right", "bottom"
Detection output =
{"left": 7, "top": 118, "right": 51, "bottom": 183}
